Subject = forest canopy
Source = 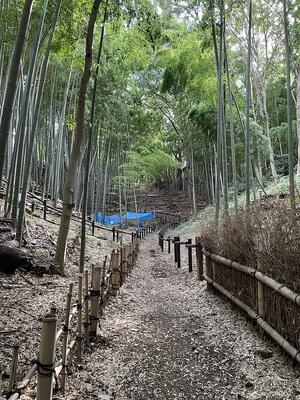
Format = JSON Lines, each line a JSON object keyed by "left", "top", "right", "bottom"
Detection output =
{"left": 0, "top": 0, "right": 298, "bottom": 270}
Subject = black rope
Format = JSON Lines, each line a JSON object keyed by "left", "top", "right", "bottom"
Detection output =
{"left": 63, "top": 325, "right": 70, "bottom": 333}
{"left": 89, "top": 315, "right": 99, "bottom": 321}
{"left": 90, "top": 290, "right": 101, "bottom": 297}
{"left": 37, "top": 360, "right": 55, "bottom": 377}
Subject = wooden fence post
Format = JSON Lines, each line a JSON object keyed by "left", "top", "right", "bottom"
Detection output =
{"left": 36, "top": 314, "right": 57, "bottom": 400}
{"left": 110, "top": 250, "right": 120, "bottom": 296}
{"left": 43, "top": 200, "right": 47, "bottom": 220}
{"left": 187, "top": 239, "right": 193, "bottom": 272}
{"left": 257, "top": 261, "right": 265, "bottom": 334}
{"left": 174, "top": 237, "right": 181, "bottom": 268}
{"left": 195, "top": 237, "right": 203, "bottom": 281}
{"left": 89, "top": 266, "right": 102, "bottom": 337}
{"left": 174, "top": 236, "right": 179, "bottom": 264}
{"left": 91, "top": 220, "right": 95, "bottom": 235}
{"left": 112, "top": 227, "right": 116, "bottom": 242}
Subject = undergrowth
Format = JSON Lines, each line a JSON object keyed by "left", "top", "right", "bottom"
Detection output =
{"left": 169, "top": 176, "right": 300, "bottom": 293}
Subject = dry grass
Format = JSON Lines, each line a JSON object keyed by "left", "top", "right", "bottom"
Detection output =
{"left": 199, "top": 201, "right": 300, "bottom": 293}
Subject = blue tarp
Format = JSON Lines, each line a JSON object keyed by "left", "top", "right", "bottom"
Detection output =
{"left": 93, "top": 212, "right": 111, "bottom": 225}
{"left": 93, "top": 212, "right": 155, "bottom": 225}
{"left": 109, "top": 214, "right": 121, "bottom": 225}
{"left": 122, "top": 212, "right": 155, "bottom": 221}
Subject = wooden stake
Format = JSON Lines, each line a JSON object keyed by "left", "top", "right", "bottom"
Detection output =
{"left": 8, "top": 345, "right": 19, "bottom": 393}
{"left": 84, "top": 270, "right": 90, "bottom": 347}
{"left": 36, "top": 314, "right": 57, "bottom": 400}
{"left": 77, "top": 275, "right": 83, "bottom": 362}
{"left": 187, "top": 239, "right": 193, "bottom": 272}
{"left": 61, "top": 283, "right": 73, "bottom": 393}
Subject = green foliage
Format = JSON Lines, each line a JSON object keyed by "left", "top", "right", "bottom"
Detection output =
{"left": 188, "top": 102, "right": 218, "bottom": 143}
{"left": 118, "top": 146, "right": 181, "bottom": 185}
{"left": 269, "top": 121, "right": 297, "bottom": 155}
{"left": 156, "top": 28, "right": 217, "bottom": 102}
{"left": 234, "top": 117, "right": 269, "bottom": 164}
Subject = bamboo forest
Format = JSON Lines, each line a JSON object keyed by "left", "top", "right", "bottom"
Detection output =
{"left": 3, "top": 1, "right": 300, "bottom": 399}
{"left": 0, "top": 0, "right": 299, "bottom": 271}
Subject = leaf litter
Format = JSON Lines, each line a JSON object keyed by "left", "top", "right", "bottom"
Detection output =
{"left": 1, "top": 219, "right": 300, "bottom": 399}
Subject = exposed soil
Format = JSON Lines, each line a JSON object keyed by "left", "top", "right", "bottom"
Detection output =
{"left": 1, "top": 213, "right": 300, "bottom": 400}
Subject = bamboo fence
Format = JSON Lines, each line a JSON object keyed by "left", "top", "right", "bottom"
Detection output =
{"left": 158, "top": 233, "right": 300, "bottom": 365}
{"left": 2, "top": 237, "right": 140, "bottom": 400}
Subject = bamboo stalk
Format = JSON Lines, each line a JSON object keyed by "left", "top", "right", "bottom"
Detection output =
{"left": 60, "top": 283, "right": 73, "bottom": 393}
{"left": 8, "top": 345, "right": 19, "bottom": 393}
{"left": 84, "top": 270, "right": 90, "bottom": 347}
{"left": 77, "top": 275, "right": 83, "bottom": 362}
{"left": 36, "top": 314, "right": 58, "bottom": 400}
{"left": 89, "top": 266, "right": 102, "bottom": 337}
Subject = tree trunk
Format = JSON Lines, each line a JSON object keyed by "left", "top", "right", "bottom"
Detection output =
{"left": 55, "top": 0, "right": 103, "bottom": 271}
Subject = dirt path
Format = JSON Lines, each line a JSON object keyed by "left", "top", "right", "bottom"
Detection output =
{"left": 67, "top": 233, "right": 300, "bottom": 400}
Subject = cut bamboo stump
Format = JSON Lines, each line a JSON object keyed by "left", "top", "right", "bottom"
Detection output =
{"left": 36, "top": 314, "right": 57, "bottom": 400}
